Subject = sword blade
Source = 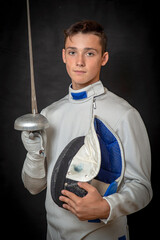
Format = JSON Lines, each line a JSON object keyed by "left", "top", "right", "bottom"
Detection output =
{"left": 26, "top": 0, "right": 38, "bottom": 114}
{"left": 14, "top": 0, "right": 49, "bottom": 132}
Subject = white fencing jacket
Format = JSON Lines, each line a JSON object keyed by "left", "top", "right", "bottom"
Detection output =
{"left": 22, "top": 80, "right": 152, "bottom": 240}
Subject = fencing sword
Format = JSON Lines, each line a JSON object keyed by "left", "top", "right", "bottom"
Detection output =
{"left": 14, "top": 0, "right": 49, "bottom": 134}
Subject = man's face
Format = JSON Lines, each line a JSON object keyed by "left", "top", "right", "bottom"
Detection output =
{"left": 62, "top": 33, "right": 108, "bottom": 90}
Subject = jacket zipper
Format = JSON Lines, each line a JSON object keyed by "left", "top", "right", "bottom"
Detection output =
{"left": 93, "top": 98, "right": 96, "bottom": 109}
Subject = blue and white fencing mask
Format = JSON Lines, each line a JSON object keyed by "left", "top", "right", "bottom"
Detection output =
{"left": 51, "top": 116, "right": 125, "bottom": 208}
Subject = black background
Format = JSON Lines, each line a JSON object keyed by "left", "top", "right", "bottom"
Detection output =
{"left": 0, "top": 0, "right": 159, "bottom": 239}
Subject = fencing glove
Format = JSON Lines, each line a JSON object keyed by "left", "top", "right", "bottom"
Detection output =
{"left": 21, "top": 131, "right": 47, "bottom": 178}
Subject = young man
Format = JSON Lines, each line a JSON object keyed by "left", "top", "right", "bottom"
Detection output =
{"left": 21, "top": 20, "right": 152, "bottom": 240}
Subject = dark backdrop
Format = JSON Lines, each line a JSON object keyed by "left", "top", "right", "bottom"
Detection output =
{"left": 0, "top": 0, "right": 159, "bottom": 239}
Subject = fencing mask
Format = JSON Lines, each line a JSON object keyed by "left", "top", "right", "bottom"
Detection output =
{"left": 51, "top": 117, "right": 124, "bottom": 208}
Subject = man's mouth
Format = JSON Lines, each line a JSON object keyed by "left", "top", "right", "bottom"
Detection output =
{"left": 74, "top": 70, "right": 86, "bottom": 74}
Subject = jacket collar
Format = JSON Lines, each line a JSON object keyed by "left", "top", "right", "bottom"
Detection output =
{"left": 68, "top": 80, "right": 105, "bottom": 102}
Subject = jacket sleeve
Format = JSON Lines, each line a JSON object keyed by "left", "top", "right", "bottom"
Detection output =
{"left": 103, "top": 108, "right": 153, "bottom": 223}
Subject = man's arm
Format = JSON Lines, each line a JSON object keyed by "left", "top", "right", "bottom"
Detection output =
{"left": 103, "top": 108, "right": 153, "bottom": 223}
{"left": 21, "top": 130, "right": 47, "bottom": 194}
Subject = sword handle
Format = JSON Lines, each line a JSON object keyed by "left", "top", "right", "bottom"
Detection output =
{"left": 29, "top": 131, "right": 35, "bottom": 140}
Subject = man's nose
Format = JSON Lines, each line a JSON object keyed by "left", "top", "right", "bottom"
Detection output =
{"left": 76, "top": 54, "right": 85, "bottom": 67}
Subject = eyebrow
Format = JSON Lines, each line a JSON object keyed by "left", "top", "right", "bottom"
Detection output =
{"left": 66, "top": 47, "right": 98, "bottom": 52}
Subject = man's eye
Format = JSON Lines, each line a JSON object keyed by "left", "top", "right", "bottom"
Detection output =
{"left": 68, "top": 51, "right": 75, "bottom": 55}
{"left": 86, "top": 52, "right": 94, "bottom": 56}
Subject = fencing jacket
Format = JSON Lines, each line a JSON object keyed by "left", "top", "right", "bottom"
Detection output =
{"left": 22, "top": 80, "right": 152, "bottom": 240}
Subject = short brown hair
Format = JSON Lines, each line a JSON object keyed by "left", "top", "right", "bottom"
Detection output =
{"left": 64, "top": 20, "right": 107, "bottom": 54}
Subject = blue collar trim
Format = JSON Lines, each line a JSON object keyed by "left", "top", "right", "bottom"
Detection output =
{"left": 71, "top": 91, "right": 87, "bottom": 100}
{"left": 69, "top": 81, "right": 105, "bottom": 102}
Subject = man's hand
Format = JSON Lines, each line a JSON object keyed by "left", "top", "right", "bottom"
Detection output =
{"left": 59, "top": 182, "right": 110, "bottom": 221}
{"left": 21, "top": 130, "right": 47, "bottom": 179}
{"left": 21, "top": 130, "right": 47, "bottom": 155}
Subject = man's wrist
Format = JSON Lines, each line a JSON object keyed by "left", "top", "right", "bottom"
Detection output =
{"left": 27, "top": 151, "right": 45, "bottom": 160}
{"left": 23, "top": 153, "right": 46, "bottom": 178}
{"left": 99, "top": 198, "right": 110, "bottom": 219}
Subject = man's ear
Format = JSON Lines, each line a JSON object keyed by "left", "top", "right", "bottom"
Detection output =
{"left": 101, "top": 52, "right": 109, "bottom": 66}
{"left": 62, "top": 49, "right": 66, "bottom": 63}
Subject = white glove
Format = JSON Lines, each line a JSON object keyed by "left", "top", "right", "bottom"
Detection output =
{"left": 21, "top": 130, "right": 47, "bottom": 156}
{"left": 21, "top": 130, "right": 47, "bottom": 178}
